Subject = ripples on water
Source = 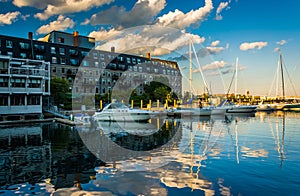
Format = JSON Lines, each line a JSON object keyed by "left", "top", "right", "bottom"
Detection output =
{"left": 0, "top": 111, "right": 300, "bottom": 195}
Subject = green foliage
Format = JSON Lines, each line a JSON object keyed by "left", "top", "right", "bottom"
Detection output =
{"left": 50, "top": 78, "right": 71, "bottom": 109}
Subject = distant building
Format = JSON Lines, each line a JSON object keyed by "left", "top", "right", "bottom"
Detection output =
{"left": 0, "top": 31, "right": 182, "bottom": 106}
{"left": 0, "top": 55, "right": 50, "bottom": 120}
{"left": 39, "top": 31, "right": 95, "bottom": 49}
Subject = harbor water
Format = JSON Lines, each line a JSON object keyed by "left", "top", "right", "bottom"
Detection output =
{"left": 0, "top": 111, "right": 300, "bottom": 195}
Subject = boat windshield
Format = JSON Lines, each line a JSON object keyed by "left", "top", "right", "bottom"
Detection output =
{"left": 218, "top": 100, "right": 235, "bottom": 107}
{"left": 103, "top": 103, "right": 128, "bottom": 110}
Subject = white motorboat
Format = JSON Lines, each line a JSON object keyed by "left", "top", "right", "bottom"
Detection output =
{"left": 93, "top": 102, "right": 151, "bottom": 122}
{"left": 170, "top": 106, "right": 212, "bottom": 117}
{"left": 212, "top": 100, "right": 256, "bottom": 114}
{"left": 256, "top": 101, "right": 285, "bottom": 111}
{"left": 227, "top": 104, "right": 257, "bottom": 113}
{"left": 74, "top": 113, "right": 95, "bottom": 125}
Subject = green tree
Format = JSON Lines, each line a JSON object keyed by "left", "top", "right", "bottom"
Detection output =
{"left": 50, "top": 78, "right": 71, "bottom": 108}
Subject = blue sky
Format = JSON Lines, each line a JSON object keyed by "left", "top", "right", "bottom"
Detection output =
{"left": 1, "top": 0, "right": 300, "bottom": 96}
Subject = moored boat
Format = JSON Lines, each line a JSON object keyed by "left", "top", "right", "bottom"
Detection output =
{"left": 283, "top": 102, "right": 300, "bottom": 111}
{"left": 212, "top": 100, "right": 256, "bottom": 114}
{"left": 93, "top": 102, "right": 151, "bottom": 122}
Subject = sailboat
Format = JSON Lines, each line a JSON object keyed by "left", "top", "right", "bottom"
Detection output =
{"left": 212, "top": 58, "right": 257, "bottom": 115}
{"left": 257, "top": 51, "right": 299, "bottom": 111}
{"left": 173, "top": 39, "right": 212, "bottom": 116}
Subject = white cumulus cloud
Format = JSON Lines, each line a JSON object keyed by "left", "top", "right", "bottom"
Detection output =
{"left": 276, "top": 39, "right": 287, "bottom": 46}
{"left": 36, "top": 15, "right": 75, "bottom": 34}
{"left": 93, "top": 25, "right": 205, "bottom": 56}
{"left": 0, "top": 11, "right": 20, "bottom": 25}
{"left": 156, "top": 0, "right": 213, "bottom": 29}
{"left": 211, "top": 40, "right": 220, "bottom": 47}
{"left": 194, "top": 60, "right": 227, "bottom": 73}
{"left": 240, "top": 41, "right": 268, "bottom": 51}
{"left": 34, "top": 0, "right": 115, "bottom": 20}
{"left": 216, "top": 1, "right": 230, "bottom": 20}
{"left": 89, "top": 0, "right": 166, "bottom": 29}
{"left": 89, "top": 28, "right": 121, "bottom": 41}
{"left": 13, "top": 0, "right": 64, "bottom": 9}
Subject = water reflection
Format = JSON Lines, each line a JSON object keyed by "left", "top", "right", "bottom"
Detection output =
{"left": 0, "top": 111, "right": 299, "bottom": 195}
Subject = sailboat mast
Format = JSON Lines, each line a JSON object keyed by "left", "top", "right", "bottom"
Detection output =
{"left": 235, "top": 57, "right": 239, "bottom": 98}
{"left": 280, "top": 52, "right": 285, "bottom": 99}
{"left": 189, "top": 39, "right": 193, "bottom": 99}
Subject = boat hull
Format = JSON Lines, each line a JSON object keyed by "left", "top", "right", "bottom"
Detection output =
{"left": 170, "top": 107, "right": 212, "bottom": 117}
{"left": 94, "top": 111, "right": 150, "bottom": 122}
{"left": 226, "top": 106, "right": 257, "bottom": 113}
{"left": 283, "top": 103, "right": 300, "bottom": 111}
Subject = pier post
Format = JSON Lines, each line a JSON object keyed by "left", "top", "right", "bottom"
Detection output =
{"left": 100, "top": 100, "right": 103, "bottom": 110}
{"left": 157, "top": 100, "right": 159, "bottom": 110}
{"left": 174, "top": 100, "right": 177, "bottom": 108}
{"left": 141, "top": 100, "right": 143, "bottom": 109}
{"left": 149, "top": 100, "right": 152, "bottom": 109}
{"left": 131, "top": 100, "right": 134, "bottom": 108}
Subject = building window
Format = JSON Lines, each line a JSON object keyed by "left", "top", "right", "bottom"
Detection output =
{"left": 127, "top": 57, "right": 131, "bottom": 64}
{"left": 28, "top": 95, "right": 40, "bottom": 105}
{"left": 51, "top": 47, "right": 56, "bottom": 54}
{"left": 95, "top": 62, "right": 99, "bottom": 67}
{"left": 28, "top": 79, "right": 41, "bottom": 88}
{"left": 0, "top": 78, "right": 9, "bottom": 87}
{"left": 137, "top": 58, "right": 141, "bottom": 64}
{"left": 11, "top": 78, "right": 26, "bottom": 88}
{"left": 62, "top": 68, "right": 65, "bottom": 74}
{"left": 118, "top": 56, "right": 124, "bottom": 62}
{"left": 69, "top": 49, "right": 78, "bottom": 56}
{"left": 61, "top": 57, "right": 66, "bottom": 64}
{"left": 93, "top": 52, "right": 98, "bottom": 59}
{"left": 83, "top": 60, "right": 89, "bottom": 67}
{"left": 100, "top": 53, "right": 105, "bottom": 60}
{"left": 101, "top": 62, "right": 106, "bottom": 68}
{"left": 35, "top": 55, "right": 44, "bottom": 60}
{"left": 34, "top": 44, "right": 45, "bottom": 52}
{"left": 11, "top": 95, "right": 25, "bottom": 106}
{"left": 134, "top": 66, "right": 137, "bottom": 72}
{"left": 0, "top": 95, "right": 8, "bottom": 106}
{"left": 119, "top": 64, "right": 125, "bottom": 70}
{"left": 132, "top": 58, "right": 136, "bottom": 64}
{"left": 6, "top": 40, "right": 13, "bottom": 48}
{"left": 20, "top": 53, "right": 27, "bottom": 58}
{"left": 53, "top": 67, "right": 56, "bottom": 72}
{"left": 58, "top": 37, "right": 64, "bottom": 43}
{"left": 70, "top": 58, "right": 78, "bottom": 66}
{"left": 59, "top": 48, "right": 65, "bottom": 55}
{"left": 52, "top": 57, "right": 57, "bottom": 64}
{"left": 139, "top": 67, "right": 143, "bottom": 72}
{"left": 7, "top": 52, "right": 13, "bottom": 57}
{"left": 19, "top": 42, "right": 30, "bottom": 50}
{"left": 81, "top": 51, "right": 88, "bottom": 57}
{"left": 110, "top": 63, "right": 116, "bottom": 69}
